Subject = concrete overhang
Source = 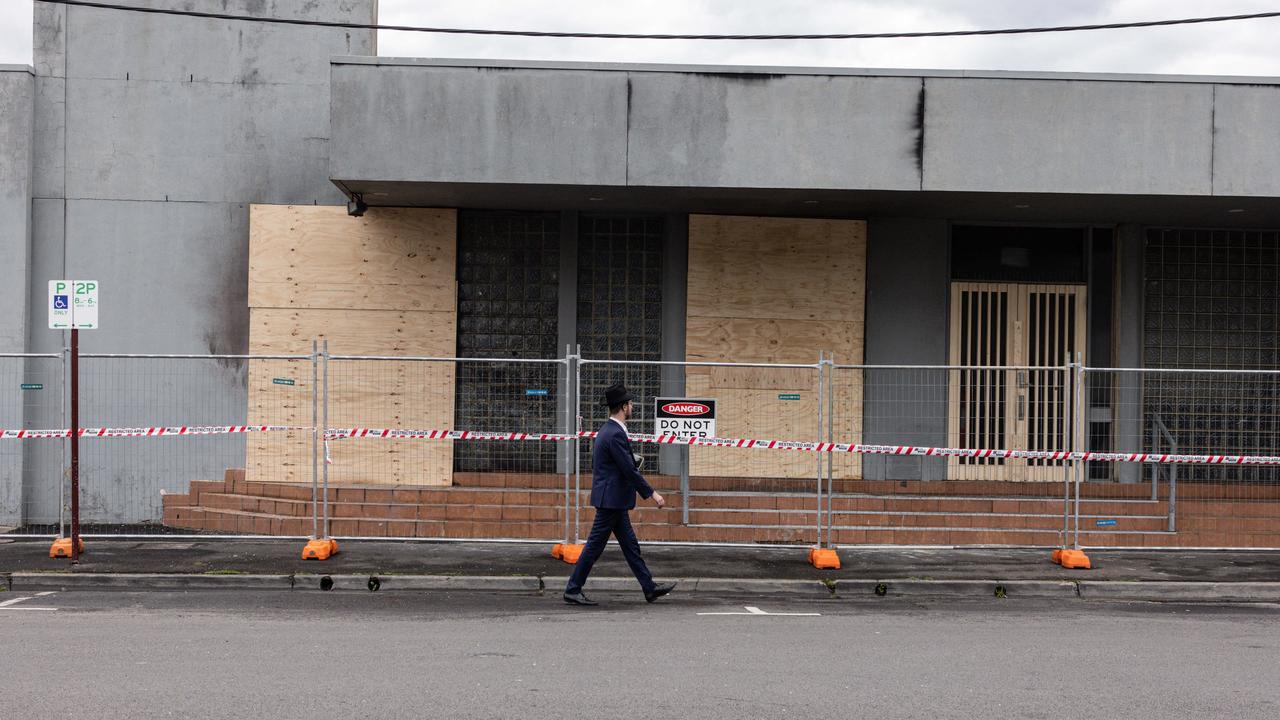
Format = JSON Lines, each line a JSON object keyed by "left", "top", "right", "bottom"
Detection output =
{"left": 330, "top": 58, "right": 1280, "bottom": 223}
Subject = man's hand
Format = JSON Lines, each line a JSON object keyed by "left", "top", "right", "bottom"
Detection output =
{"left": 651, "top": 492, "right": 666, "bottom": 509}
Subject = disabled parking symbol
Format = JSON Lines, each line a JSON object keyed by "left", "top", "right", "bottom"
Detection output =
{"left": 53, "top": 295, "right": 68, "bottom": 310}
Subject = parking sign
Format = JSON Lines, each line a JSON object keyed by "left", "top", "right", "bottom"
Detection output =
{"left": 49, "top": 280, "right": 99, "bottom": 330}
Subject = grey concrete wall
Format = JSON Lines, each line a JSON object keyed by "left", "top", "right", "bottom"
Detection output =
{"left": 1211, "top": 84, "right": 1280, "bottom": 197}
{"left": 331, "top": 65, "right": 629, "bottom": 186}
{"left": 626, "top": 74, "right": 921, "bottom": 190}
{"left": 1, "top": 67, "right": 34, "bottom": 352}
{"left": 0, "top": 66, "right": 34, "bottom": 525}
{"left": 26, "top": 0, "right": 377, "bottom": 524}
{"left": 333, "top": 58, "right": 1280, "bottom": 200}
{"left": 922, "top": 79, "right": 1214, "bottom": 195}
{"left": 861, "top": 218, "right": 950, "bottom": 481}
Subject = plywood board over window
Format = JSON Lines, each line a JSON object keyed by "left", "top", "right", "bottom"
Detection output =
{"left": 686, "top": 214, "right": 866, "bottom": 480}
{"left": 247, "top": 205, "right": 458, "bottom": 486}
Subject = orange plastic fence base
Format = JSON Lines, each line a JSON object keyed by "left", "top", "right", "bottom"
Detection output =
{"left": 809, "top": 547, "right": 841, "bottom": 569}
{"left": 302, "top": 538, "right": 339, "bottom": 561}
{"left": 1053, "top": 548, "right": 1091, "bottom": 570}
{"left": 551, "top": 543, "right": 584, "bottom": 565}
{"left": 49, "top": 537, "right": 85, "bottom": 559}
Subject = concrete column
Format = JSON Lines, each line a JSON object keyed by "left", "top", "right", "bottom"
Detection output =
{"left": 556, "top": 211, "right": 578, "bottom": 475}
{"left": 1114, "top": 223, "right": 1144, "bottom": 483}
{"left": 658, "top": 214, "right": 689, "bottom": 477}
{"left": 863, "top": 218, "right": 950, "bottom": 481}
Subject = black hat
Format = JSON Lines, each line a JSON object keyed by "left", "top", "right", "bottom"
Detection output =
{"left": 603, "top": 382, "right": 634, "bottom": 407}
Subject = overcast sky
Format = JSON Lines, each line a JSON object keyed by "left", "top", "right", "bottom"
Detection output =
{"left": 3, "top": 1, "right": 1280, "bottom": 75}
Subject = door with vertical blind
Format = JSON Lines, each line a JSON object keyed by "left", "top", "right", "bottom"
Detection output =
{"left": 947, "top": 283, "right": 1086, "bottom": 481}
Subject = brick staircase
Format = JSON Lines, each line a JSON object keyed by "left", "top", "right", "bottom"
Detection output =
{"left": 162, "top": 470, "right": 1280, "bottom": 547}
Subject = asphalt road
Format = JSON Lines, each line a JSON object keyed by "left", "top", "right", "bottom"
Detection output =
{"left": 2, "top": 589, "right": 1278, "bottom": 719}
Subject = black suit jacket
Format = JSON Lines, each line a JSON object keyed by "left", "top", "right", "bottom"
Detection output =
{"left": 590, "top": 419, "right": 654, "bottom": 510}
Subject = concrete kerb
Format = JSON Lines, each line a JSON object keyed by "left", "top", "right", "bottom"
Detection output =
{"left": 9, "top": 573, "right": 296, "bottom": 591}
{"left": 539, "top": 576, "right": 835, "bottom": 598}
{"left": 832, "top": 579, "right": 1081, "bottom": 600}
{"left": 7, "top": 572, "right": 1280, "bottom": 602}
{"left": 7, "top": 572, "right": 543, "bottom": 593}
{"left": 1077, "top": 581, "right": 1280, "bottom": 603}
{"left": 313, "top": 574, "right": 542, "bottom": 593}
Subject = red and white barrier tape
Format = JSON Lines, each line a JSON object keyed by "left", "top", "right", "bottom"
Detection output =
{"left": 0, "top": 425, "right": 305, "bottom": 439}
{"left": 5, "top": 423, "right": 1278, "bottom": 466}
{"left": 322, "top": 427, "right": 1280, "bottom": 466}
{"left": 324, "top": 428, "right": 576, "bottom": 442}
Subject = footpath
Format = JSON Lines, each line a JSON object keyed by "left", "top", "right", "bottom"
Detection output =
{"left": 2, "top": 539, "right": 1279, "bottom": 602}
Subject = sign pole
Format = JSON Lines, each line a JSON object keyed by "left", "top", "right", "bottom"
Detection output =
{"left": 47, "top": 280, "right": 95, "bottom": 560}
{"left": 681, "top": 448, "right": 690, "bottom": 526}
{"left": 69, "top": 327, "right": 80, "bottom": 564}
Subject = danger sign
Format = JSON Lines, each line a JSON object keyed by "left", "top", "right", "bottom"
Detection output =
{"left": 655, "top": 397, "right": 716, "bottom": 440}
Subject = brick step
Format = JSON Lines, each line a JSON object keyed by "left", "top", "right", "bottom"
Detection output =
{"left": 830, "top": 512, "right": 1167, "bottom": 532}
{"left": 1174, "top": 502, "right": 1280, "bottom": 518}
{"left": 828, "top": 496, "right": 1165, "bottom": 515}
{"left": 166, "top": 505, "right": 1280, "bottom": 547}
{"left": 1171, "top": 516, "right": 1280, "bottom": 533}
{"left": 163, "top": 506, "right": 818, "bottom": 543}
{"left": 828, "top": 528, "right": 1181, "bottom": 546}
{"left": 194, "top": 487, "right": 1170, "bottom": 517}
{"left": 450, "top": 473, "right": 1195, "bottom": 498}
{"left": 168, "top": 471, "right": 1280, "bottom": 546}
{"left": 219, "top": 475, "right": 1280, "bottom": 504}
{"left": 179, "top": 492, "right": 1167, "bottom": 533}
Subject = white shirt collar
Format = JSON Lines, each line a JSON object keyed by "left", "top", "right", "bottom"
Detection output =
{"left": 609, "top": 416, "right": 628, "bottom": 437}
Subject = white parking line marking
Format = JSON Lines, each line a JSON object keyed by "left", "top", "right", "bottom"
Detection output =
{"left": 0, "top": 592, "right": 59, "bottom": 611}
{"left": 697, "top": 605, "right": 821, "bottom": 617}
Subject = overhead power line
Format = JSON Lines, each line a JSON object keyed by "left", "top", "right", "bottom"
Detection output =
{"left": 36, "top": 0, "right": 1280, "bottom": 41}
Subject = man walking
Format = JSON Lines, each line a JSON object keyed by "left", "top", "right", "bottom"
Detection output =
{"left": 563, "top": 382, "right": 677, "bottom": 606}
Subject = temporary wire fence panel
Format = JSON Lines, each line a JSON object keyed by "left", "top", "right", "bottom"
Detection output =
{"left": 451, "top": 359, "right": 565, "bottom": 476}
{"left": 9, "top": 346, "right": 1280, "bottom": 548}
{"left": 0, "top": 355, "right": 64, "bottom": 535}
{"left": 834, "top": 364, "right": 1075, "bottom": 546}
{"left": 1086, "top": 368, "right": 1280, "bottom": 548}
{"left": 246, "top": 356, "right": 318, "bottom": 485}
{"left": 325, "top": 357, "right": 456, "bottom": 486}
{"left": 578, "top": 359, "right": 824, "bottom": 546}
{"left": 323, "top": 356, "right": 571, "bottom": 542}
{"left": 74, "top": 355, "right": 312, "bottom": 533}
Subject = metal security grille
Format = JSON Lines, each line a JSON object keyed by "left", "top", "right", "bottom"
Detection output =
{"left": 948, "top": 283, "right": 1084, "bottom": 481}
{"left": 454, "top": 212, "right": 562, "bottom": 473}
{"left": 950, "top": 284, "right": 1010, "bottom": 475}
{"left": 576, "top": 216, "right": 664, "bottom": 468}
{"left": 1143, "top": 228, "right": 1280, "bottom": 482}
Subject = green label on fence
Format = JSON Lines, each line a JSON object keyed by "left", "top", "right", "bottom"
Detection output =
{"left": 778, "top": 393, "right": 801, "bottom": 401}
{"left": 20, "top": 383, "right": 43, "bottom": 390}
{"left": 272, "top": 378, "right": 295, "bottom": 386}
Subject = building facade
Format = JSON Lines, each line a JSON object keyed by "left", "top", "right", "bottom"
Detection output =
{"left": 3, "top": 2, "right": 1279, "bottom": 546}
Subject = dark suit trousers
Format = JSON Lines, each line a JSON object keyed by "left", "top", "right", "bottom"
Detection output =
{"left": 565, "top": 508, "right": 655, "bottom": 595}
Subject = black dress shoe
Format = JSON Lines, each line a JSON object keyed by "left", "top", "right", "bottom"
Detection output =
{"left": 645, "top": 581, "right": 677, "bottom": 603}
{"left": 563, "top": 591, "right": 598, "bottom": 606}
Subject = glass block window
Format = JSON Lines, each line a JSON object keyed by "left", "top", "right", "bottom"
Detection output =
{"left": 1143, "top": 228, "right": 1280, "bottom": 483}
{"left": 576, "top": 216, "right": 664, "bottom": 469}
{"left": 454, "top": 212, "right": 561, "bottom": 473}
